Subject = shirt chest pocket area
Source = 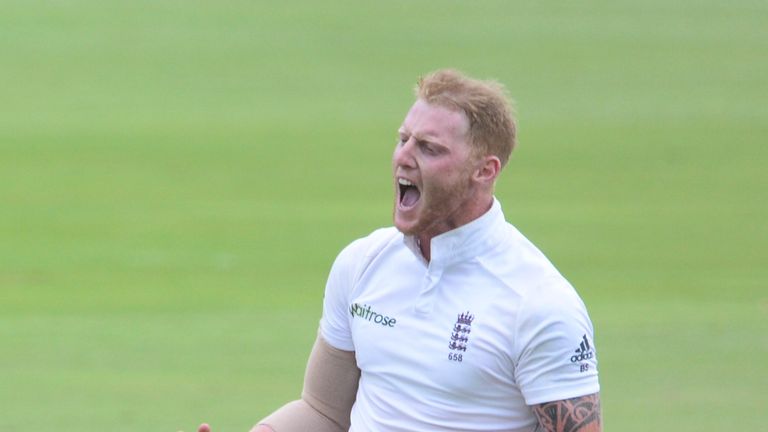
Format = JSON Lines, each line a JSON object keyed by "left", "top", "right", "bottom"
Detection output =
{"left": 353, "top": 315, "right": 508, "bottom": 397}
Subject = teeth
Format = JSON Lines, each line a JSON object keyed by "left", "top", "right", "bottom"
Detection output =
{"left": 398, "top": 178, "right": 414, "bottom": 186}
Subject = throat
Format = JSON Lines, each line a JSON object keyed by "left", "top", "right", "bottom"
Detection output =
{"left": 417, "top": 236, "right": 431, "bottom": 262}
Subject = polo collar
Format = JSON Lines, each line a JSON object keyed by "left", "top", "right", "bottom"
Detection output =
{"left": 404, "top": 198, "right": 506, "bottom": 267}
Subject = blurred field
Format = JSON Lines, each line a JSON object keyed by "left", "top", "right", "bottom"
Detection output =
{"left": 1, "top": 1, "right": 766, "bottom": 431}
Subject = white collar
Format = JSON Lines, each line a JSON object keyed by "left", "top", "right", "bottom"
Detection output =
{"left": 403, "top": 198, "right": 506, "bottom": 267}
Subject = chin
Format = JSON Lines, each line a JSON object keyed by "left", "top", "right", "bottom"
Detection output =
{"left": 393, "top": 215, "right": 418, "bottom": 236}
{"left": 393, "top": 220, "right": 412, "bottom": 235}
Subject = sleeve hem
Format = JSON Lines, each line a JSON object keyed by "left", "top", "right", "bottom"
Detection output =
{"left": 523, "top": 383, "right": 600, "bottom": 406}
{"left": 319, "top": 324, "right": 355, "bottom": 351}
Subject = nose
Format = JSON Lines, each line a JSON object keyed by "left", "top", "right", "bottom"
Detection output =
{"left": 393, "top": 138, "right": 416, "bottom": 169}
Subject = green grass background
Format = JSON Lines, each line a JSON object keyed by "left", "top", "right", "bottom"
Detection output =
{"left": 1, "top": 1, "right": 766, "bottom": 430}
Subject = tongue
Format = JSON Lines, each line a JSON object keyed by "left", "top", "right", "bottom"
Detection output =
{"left": 402, "top": 187, "right": 421, "bottom": 207}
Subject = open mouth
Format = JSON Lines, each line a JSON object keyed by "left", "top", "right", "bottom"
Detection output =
{"left": 398, "top": 178, "right": 421, "bottom": 209}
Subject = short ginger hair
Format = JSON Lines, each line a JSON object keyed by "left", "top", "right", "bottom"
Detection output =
{"left": 416, "top": 69, "right": 517, "bottom": 168}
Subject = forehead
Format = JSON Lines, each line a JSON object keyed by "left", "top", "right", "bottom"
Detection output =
{"left": 400, "top": 99, "right": 469, "bottom": 144}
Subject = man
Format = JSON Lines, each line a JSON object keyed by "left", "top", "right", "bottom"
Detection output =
{"left": 200, "top": 69, "right": 601, "bottom": 431}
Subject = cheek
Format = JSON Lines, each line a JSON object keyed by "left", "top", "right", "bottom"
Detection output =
{"left": 423, "top": 171, "right": 459, "bottom": 197}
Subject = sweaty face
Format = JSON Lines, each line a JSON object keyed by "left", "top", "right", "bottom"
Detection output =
{"left": 392, "top": 99, "right": 480, "bottom": 239}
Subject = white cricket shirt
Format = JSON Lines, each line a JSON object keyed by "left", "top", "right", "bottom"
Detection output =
{"left": 320, "top": 199, "right": 599, "bottom": 432}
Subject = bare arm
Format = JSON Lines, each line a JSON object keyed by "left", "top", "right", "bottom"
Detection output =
{"left": 252, "top": 333, "right": 360, "bottom": 432}
{"left": 531, "top": 392, "right": 602, "bottom": 432}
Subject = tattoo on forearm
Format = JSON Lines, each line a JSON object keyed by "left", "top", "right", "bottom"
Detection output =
{"left": 531, "top": 393, "right": 601, "bottom": 432}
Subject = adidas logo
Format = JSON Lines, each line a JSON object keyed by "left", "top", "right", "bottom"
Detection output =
{"left": 570, "top": 334, "right": 594, "bottom": 363}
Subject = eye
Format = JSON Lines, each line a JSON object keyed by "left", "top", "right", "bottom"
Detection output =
{"left": 419, "top": 141, "right": 438, "bottom": 155}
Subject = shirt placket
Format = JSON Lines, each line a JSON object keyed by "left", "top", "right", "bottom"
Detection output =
{"left": 414, "top": 238, "right": 456, "bottom": 314}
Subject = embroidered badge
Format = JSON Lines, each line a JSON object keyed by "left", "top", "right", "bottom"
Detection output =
{"left": 447, "top": 311, "right": 474, "bottom": 362}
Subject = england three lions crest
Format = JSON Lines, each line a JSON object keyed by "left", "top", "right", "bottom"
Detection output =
{"left": 448, "top": 311, "right": 474, "bottom": 354}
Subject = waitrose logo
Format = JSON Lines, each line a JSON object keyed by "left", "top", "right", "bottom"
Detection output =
{"left": 349, "top": 303, "right": 397, "bottom": 328}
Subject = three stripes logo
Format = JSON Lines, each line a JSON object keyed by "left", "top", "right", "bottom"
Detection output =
{"left": 570, "top": 334, "right": 594, "bottom": 363}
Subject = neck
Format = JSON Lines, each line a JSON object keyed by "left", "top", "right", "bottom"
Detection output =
{"left": 416, "top": 195, "right": 494, "bottom": 262}
{"left": 417, "top": 235, "right": 432, "bottom": 261}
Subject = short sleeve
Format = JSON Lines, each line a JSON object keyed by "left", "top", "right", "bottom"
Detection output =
{"left": 319, "top": 238, "right": 368, "bottom": 351}
{"left": 514, "top": 278, "right": 600, "bottom": 405}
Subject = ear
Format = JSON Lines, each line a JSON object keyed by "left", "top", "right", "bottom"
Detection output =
{"left": 473, "top": 155, "right": 501, "bottom": 185}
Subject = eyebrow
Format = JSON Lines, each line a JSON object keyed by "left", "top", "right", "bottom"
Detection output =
{"left": 398, "top": 128, "right": 442, "bottom": 145}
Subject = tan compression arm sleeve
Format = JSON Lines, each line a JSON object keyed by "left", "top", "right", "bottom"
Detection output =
{"left": 254, "top": 333, "right": 360, "bottom": 432}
